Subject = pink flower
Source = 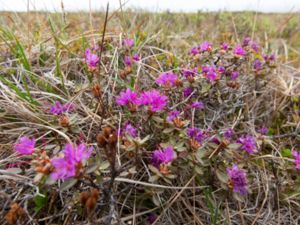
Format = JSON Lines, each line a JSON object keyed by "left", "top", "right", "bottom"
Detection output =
{"left": 200, "top": 41, "right": 212, "bottom": 52}
{"left": 63, "top": 143, "right": 92, "bottom": 163}
{"left": 231, "top": 71, "right": 239, "bottom": 80}
{"left": 190, "top": 46, "right": 200, "bottom": 55}
{"left": 124, "top": 56, "right": 133, "bottom": 66}
{"left": 51, "top": 143, "right": 92, "bottom": 180}
{"left": 292, "top": 150, "right": 300, "bottom": 169}
{"left": 187, "top": 128, "right": 207, "bottom": 143}
{"left": 15, "top": 136, "right": 36, "bottom": 155}
{"left": 264, "top": 53, "right": 276, "bottom": 62}
{"left": 243, "top": 37, "right": 251, "bottom": 46}
{"left": 85, "top": 48, "right": 99, "bottom": 70}
{"left": 123, "top": 123, "right": 138, "bottom": 137}
{"left": 167, "top": 110, "right": 180, "bottom": 122}
{"left": 116, "top": 89, "right": 139, "bottom": 106}
{"left": 218, "top": 66, "right": 225, "bottom": 74}
{"left": 49, "top": 101, "right": 75, "bottom": 115}
{"left": 183, "top": 87, "right": 194, "bottom": 97}
{"left": 155, "top": 72, "right": 178, "bottom": 87}
{"left": 138, "top": 90, "right": 168, "bottom": 112}
{"left": 203, "top": 66, "right": 218, "bottom": 82}
{"left": 221, "top": 42, "right": 229, "bottom": 50}
{"left": 258, "top": 126, "right": 268, "bottom": 135}
{"left": 233, "top": 45, "right": 246, "bottom": 57}
{"left": 51, "top": 157, "right": 76, "bottom": 180}
{"left": 133, "top": 53, "right": 140, "bottom": 61}
{"left": 191, "top": 101, "right": 204, "bottom": 109}
{"left": 237, "top": 135, "right": 257, "bottom": 154}
{"left": 152, "top": 146, "right": 175, "bottom": 168}
{"left": 254, "top": 59, "right": 263, "bottom": 71}
{"left": 201, "top": 66, "right": 209, "bottom": 73}
{"left": 251, "top": 42, "right": 260, "bottom": 52}
{"left": 181, "top": 68, "right": 198, "bottom": 78}
{"left": 224, "top": 128, "right": 234, "bottom": 140}
{"left": 227, "top": 165, "right": 248, "bottom": 195}
{"left": 123, "top": 38, "right": 134, "bottom": 48}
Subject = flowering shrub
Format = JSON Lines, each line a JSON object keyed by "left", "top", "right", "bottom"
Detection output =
{"left": 1, "top": 14, "right": 300, "bottom": 224}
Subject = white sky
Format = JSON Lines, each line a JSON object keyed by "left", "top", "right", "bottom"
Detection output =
{"left": 0, "top": 0, "right": 299, "bottom": 13}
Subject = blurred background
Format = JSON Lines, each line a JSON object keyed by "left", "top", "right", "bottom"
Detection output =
{"left": 0, "top": 0, "right": 300, "bottom": 12}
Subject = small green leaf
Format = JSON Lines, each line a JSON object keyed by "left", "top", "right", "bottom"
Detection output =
{"left": 194, "top": 166, "right": 203, "bottom": 175}
{"left": 152, "top": 194, "right": 161, "bottom": 206}
{"left": 195, "top": 149, "right": 205, "bottom": 162}
{"left": 139, "top": 135, "right": 151, "bottom": 145}
{"left": 86, "top": 163, "right": 100, "bottom": 174}
{"left": 34, "top": 193, "right": 47, "bottom": 213}
{"left": 152, "top": 116, "right": 164, "bottom": 123}
{"left": 165, "top": 174, "right": 177, "bottom": 179}
{"left": 149, "top": 175, "right": 160, "bottom": 182}
{"left": 99, "top": 161, "right": 110, "bottom": 170}
{"left": 148, "top": 164, "right": 160, "bottom": 174}
{"left": 216, "top": 169, "right": 229, "bottom": 183}
{"left": 60, "top": 178, "right": 77, "bottom": 191}
{"left": 227, "top": 143, "right": 241, "bottom": 150}
{"left": 281, "top": 148, "right": 292, "bottom": 158}
{"left": 162, "top": 128, "right": 174, "bottom": 134}
{"left": 233, "top": 192, "right": 244, "bottom": 202}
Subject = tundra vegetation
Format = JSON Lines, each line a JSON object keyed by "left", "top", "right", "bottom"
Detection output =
{"left": 0, "top": 9, "right": 300, "bottom": 225}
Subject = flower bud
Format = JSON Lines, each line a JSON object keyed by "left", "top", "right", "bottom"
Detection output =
{"left": 96, "top": 133, "right": 106, "bottom": 147}
{"left": 59, "top": 115, "right": 70, "bottom": 127}
{"left": 5, "top": 203, "right": 25, "bottom": 225}
{"left": 91, "top": 188, "right": 99, "bottom": 199}
{"left": 103, "top": 127, "right": 113, "bottom": 138}
{"left": 107, "top": 133, "right": 118, "bottom": 147}
{"left": 92, "top": 83, "right": 102, "bottom": 98}
{"left": 80, "top": 192, "right": 89, "bottom": 205}
{"left": 85, "top": 197, "right": 97, "bottom": 212}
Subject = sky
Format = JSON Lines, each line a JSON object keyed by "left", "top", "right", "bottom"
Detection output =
{"left": 0, "top": 0, "right": 299, "bottom": 13}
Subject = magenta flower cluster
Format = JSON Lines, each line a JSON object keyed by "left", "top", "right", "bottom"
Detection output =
{"left": 183, "top": 87, "right": 194, "bottom": 97}
{"left": 167, "top": 110, "right": 180, "bottom": 122}
{"left": 85, "top": 48, "right": 100, "bottom": 70}
{"left": 243, "top": 37, "right": 260, "bottom": 52}
{"left": 292, "top": 150, "right": 300, "bottom": 169}
{"left": 224, "top": 128, "right": 234, "bottom": 140}
{"left": 181, "top": 68, "right": 197, "bottom": 78}
{"left": 233, "top": 44, "right": 246, "bottom": 57}
{"left": 231, "top": 71, "right": 239, "bottom": 80}
{"left": 199, "top": 41, "right": 212, "bottom": 52}
{"left": 116, "top": 89, "right": 139, "bottom": 106}
{"left": 51, "top": 143, "right": 92, "bottom": 180}
{"left": 227, "top": 165, "right": 248, "bottom": 195}
{"left": 258, "top": 126, "right": 268, "bottom": 135}
{"left": 190, "top": 41, "right": 212, "bottom": 55}
{"left": 123, "top": 123, "right": 138, "bottom": 138}
{"left": 190, "top": 101, "right": 204, "bottom": 109}
{"left": 14, "top": 136, "right": 36, "bottom": 155}
{"left": 237, "top": 135, "right": 257, "bottom": 154}
{"left": 152, "top": 146, "right": 175, "bottom": 168}
{"left": 139, "top": 90, "right": 168, "bottom": 112}
{"left": 155, "top": 72, "right": 178, "bottom": 87}
{"left": 202, "top": 65, "right": 218, "bottom": 82}
{"left": 123, "top": 38, "right": 134, "bottom": 48}
{"left": 116, "top": 89, "right": 168, "bottom": 112}
{"left": 187, "top": 128, "right": 207, "bottom": 144}
{"left": 49, "top": 101, "right": 75, "bottom": 115}
{"left": 124, "top": 53, "right": 140, "bottom": 66}
{"left": 221, "top": 42, "right": 229, "bottom": 50}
